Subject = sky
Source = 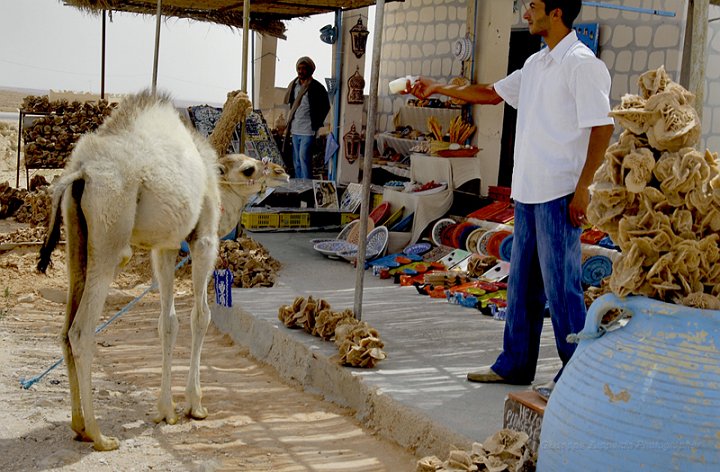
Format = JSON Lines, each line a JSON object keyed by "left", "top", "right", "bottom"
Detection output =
{"left": 0, "top": 0, "right": 374, "bottom": 106}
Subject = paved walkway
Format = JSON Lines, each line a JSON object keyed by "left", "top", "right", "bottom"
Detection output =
{"left": 212, "top": 231, "right": 560, "bottom": 458}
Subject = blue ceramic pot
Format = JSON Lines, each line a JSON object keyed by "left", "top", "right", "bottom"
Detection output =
{"left": 539, "top": 293, "right": 720, "bottom": 471}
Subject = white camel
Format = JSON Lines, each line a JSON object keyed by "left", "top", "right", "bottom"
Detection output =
{"left": 37, "top": 90, "right": 288, "bottom": 451}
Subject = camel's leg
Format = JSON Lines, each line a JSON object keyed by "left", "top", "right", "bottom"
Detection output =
{"left": 61, "top": 183, "right": 89, "bottom": 441}
{"left": 185, "top": 232, "right": 218, "bottom": 420}
{"left": 151, "top": 248, "right": 180, "bottom": 425}
{"left": 70, "top": 259, "right": 120, "bottom": 451}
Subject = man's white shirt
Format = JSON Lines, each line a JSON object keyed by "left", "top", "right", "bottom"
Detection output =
{"left": 494, "top": 30, "right": 614, "bottom": 204}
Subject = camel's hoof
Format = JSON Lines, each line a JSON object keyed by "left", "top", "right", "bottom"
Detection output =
{"left": 153, "top": 411, "right": 179, "bottom": 425}
{"left": 92, "top": 434, "right": 120, "bottom": 451}
{"left": 154, "top": 400, "right": 178, "bottom": 425}
{"left": 187, "top": 405, "right": 208, "bottom": 420}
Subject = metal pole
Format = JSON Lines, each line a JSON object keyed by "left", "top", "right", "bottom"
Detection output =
{"left": 251, "top": 31, "right": 255, "bottom": 101}
{"left": 239, "top": 0, "right": 250, "bottom": 152}
{"left": 353, "top": 1, "right": 385, "bottom": 320}
{"left": 101, "top": 10, "right": 106, "bottom": 99}
{"left": 151, "top": 0, "right": 163, "bottom": 95}
{"left": 242, "top": 0, "right": 250, "bottom": 92}
{"left": 688, "top": 0, "right": 708, "bottom": 122}
{"left": 330, "top": 10, "right": 343, "bottom": 182}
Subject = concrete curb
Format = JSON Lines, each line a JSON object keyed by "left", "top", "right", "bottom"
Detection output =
{"left": 212, "top": 305, "right": 475, "bottom": 458}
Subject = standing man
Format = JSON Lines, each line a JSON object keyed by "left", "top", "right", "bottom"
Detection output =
{"left": 283, "top": 56, "right": 330, "bottom": 179}
{"left": 408, "top": 0, "right": 614, "bottom": 394}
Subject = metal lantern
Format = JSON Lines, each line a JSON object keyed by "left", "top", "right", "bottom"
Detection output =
{"left": 343, "top": 123, "right": 362, "bottom": 164}
{"left": 349, "top": 17, "right": 369, "bottom": 59}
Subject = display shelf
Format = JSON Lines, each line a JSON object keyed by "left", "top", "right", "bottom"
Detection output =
{"left": 393, "top": 106, "right": 462, "bottom": 132}
{"left": 375, "top": 132, "right": 424, "bottom": 158}
{"left": 410, "top": 153, "right": 482, "bottom": 194}
{"left": 15, "top": 110, "right": 52, "bottom": 188}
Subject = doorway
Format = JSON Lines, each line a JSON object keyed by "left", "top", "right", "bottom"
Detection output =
{"left": 497, "top": 29, "right": 541, "bottom": 187}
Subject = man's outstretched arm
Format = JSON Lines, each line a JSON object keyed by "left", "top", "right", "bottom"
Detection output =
{"left": 406, "top": 77, "right": 503, "bottom": 105}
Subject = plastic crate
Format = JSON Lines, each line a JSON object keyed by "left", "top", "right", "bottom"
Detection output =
{"left": 341, "top": 213, "right": 360, "bottom": 225}
{"left": 279, "top": 212, "right": 310, "bottom": 228}
{"left": 241, "top": 212, "right": 279, "bottom": 229}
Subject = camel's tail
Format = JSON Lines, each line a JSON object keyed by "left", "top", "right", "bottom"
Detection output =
{"left": 37, "top": 170, "right": 84, "bottom": 273}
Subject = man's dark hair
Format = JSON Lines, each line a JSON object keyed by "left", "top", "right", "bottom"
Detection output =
{"left": 543, "top": 0, "right": 581, "bottom": 29}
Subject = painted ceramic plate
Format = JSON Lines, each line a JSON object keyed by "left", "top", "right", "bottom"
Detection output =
{"left": 309, "top": 237, "right": 338, "bottom": 245}
{"left": 339, "top": 226, "right": 390, "bottom": 262}
{"left": 337, "top": 247, "right": 381, "bottom": 262}
{"left": 403, "top": 242, "right": 432, "bottom": 255}
{"left": 476, "top": 229, "right": 499, "bottom": 256}
{"left": 337, "top": 219, "right": 359, "bottom": 241}
{"left": 313, "top": 240, "right": 357, "bottom": 257}
{"left": 366, "top": 225, "right": 390, "bottom": 255}
{"left": 390, "top": 212, "right": 414, "bottom": 232}
{"left": 465, "top": 227, "right": 487, "bottom": 254}
{"left": 499, "top": 234, "right": 514, "bottom": 262}
{"left": 381, "top": 206, "right": 405, "bottom": 228}
{"left": 346, "top": 218, "right": 375, "bottom": 244}
{"left": 369, "top": 202, "right": 391, "bottom": 224}
{"left": 431, "top": 218, "right": 457, "bottom": 246}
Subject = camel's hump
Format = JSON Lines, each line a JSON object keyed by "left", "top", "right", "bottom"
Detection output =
{"left": 99, "top": 89, "right": 175, "bottom": 136}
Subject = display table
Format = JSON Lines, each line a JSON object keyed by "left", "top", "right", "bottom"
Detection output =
{"left": 382, "top": 186, "right": 453, "bottom": 244}
{"left": 410, "top": 153, "right": 482, "bottom": 191}
{"left": 375, "top": 132, "right": 424, "bottom": 158}
{"left": 380, "top": 151, "right": 459, "bottom": 244}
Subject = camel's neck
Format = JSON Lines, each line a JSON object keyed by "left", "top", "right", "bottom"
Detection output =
{"left": 217, "top": 183, "right": 260, "bottom": 237}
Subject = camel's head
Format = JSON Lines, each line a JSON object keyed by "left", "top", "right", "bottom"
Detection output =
{"left": 261, "top": 160, "right": 290, "bottom": 187}
{"left": 218, "top": 154, "right": 289, "bottom": 193}
{"left": 218, "top": 154, "right": 264, "bottom": 189}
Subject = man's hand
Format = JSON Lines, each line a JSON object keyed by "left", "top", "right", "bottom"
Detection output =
{"left": 570, "top": 124, "right": 614, "bottom": 228}
{"left": 569, "top": 187, "right": 590, "bottom": 228}
{"left": 406, "top": 77, "right": 437, "bottom": 99}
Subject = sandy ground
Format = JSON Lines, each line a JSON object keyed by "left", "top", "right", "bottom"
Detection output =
{"left": 0, "top": 90, "right": 418, "bottom": 471}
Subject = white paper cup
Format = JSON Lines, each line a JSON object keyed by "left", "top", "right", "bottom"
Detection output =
{"left": 389, "top": 77, "right": 413, "bottom": 94}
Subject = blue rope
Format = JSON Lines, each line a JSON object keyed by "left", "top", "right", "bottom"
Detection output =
{"left": 19, "top": 255, "right": 191, "bottom": 390}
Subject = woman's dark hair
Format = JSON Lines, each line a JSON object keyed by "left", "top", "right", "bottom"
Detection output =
{"left": 544, "top": 0, "right": 582, "bottom": 29}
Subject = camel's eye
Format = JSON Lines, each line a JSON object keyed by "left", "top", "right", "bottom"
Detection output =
{"left": 241, "top": 166, "right": 256, "bottom": 177}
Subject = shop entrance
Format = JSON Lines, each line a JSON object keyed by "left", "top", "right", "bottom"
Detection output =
{"left": 497, "top": 29, "right": 541, "bottom": 187}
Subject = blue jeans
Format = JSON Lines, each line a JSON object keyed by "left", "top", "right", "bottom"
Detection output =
{"left": 491, "top": 195, "right": 585, "bottom": 385}
{"left": 292, "top": 134, "right": 314, "bottom": 179}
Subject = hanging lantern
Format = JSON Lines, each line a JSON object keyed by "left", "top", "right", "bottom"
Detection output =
{"left": 343, "top": 123, "right": 362, "bottom": 164}
{"left": 349, "top": 17, "right": 369, "bottom": 59}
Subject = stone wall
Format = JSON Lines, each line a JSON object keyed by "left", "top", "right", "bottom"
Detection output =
{"left": 510, "top": 1, "right": 686, "bottom": 102}
{"left": 376, "top": 0, "right": 468, "bottom": 132}
{"left": 510, "top": 1, "right": 720, "bottom": 151}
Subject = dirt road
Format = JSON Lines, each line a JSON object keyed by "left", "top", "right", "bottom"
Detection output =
{"left": 0, "top": 238, "right": 417, "bottom": 472}
{"left": 0, "top": 95, "right": 416, "bottom": 471}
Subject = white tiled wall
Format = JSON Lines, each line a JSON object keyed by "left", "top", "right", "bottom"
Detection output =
{"left": 373, "top": 1, "right": 719, "bottom": 150}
